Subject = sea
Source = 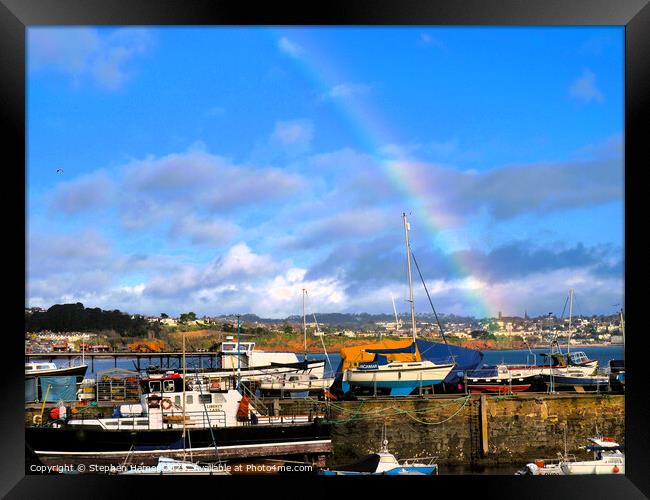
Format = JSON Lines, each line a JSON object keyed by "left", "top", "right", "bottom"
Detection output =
{"left": 53, "top": 345, "right": 624, "bottom": 379}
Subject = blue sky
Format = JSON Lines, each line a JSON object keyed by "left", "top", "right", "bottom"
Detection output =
{"left": 26, "top": 27, "right": 624, "bottom": 318}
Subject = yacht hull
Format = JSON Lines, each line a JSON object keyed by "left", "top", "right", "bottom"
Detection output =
{"left": 344, "top": 363, "right": 455, "bottom": 396}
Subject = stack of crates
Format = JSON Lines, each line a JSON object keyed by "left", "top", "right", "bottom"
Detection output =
{"left": 96, "top": 369, "right": 141, "bottom": 403}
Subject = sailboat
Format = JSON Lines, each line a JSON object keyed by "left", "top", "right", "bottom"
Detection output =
{"left": 259, "top": 289, "right": 334, "bottom": 396}
{"left": 542, "top": 290, "right": 607, "bottom": 391}
{"left": 342, "top": 214, "right": 455, "bottom": 397}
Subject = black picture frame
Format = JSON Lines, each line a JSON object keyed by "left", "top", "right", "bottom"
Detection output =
{"left": 3, "top": 0, "right": 648, "bottom": 497}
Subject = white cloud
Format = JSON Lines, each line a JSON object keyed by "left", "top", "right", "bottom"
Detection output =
{"left": 569, "top": 69, "right": 604, "bottom": 103}
{"left": 29, "top": 27, "right": 155, "bottom": 90}
{"left": 278, "top": 37, "right": 304, "bottom": 58}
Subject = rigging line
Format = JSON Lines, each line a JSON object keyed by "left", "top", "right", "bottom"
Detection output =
{"left": 305, "top": 290, "right": 334, "bottom": 376}
{"left": 554, "top": 293, "right": 570, "bottom": 354}
{"left": 410, "top": 250, "right": 456, "bottom": 364}
{"left": 192, "top": 372, "right": 222, "bottom": 464}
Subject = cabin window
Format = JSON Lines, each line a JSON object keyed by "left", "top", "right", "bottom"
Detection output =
{"left": 163, "top": 380, "right": 175, "bottom": 392}
{"left": 199, "top": 394, "right": 212, "bottom": 404}
{"left": 174, "top": 396, "right": 181, "bottom": 406}
{"left": 186, "top": 395, "right": 193, "bottom": 404}
{"left": 149, "top": 381, "right": 161, "bottom": 392}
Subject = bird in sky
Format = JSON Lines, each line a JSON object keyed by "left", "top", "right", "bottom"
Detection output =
{"left": 56, "top": 169, "right": 64, "bottom": 173}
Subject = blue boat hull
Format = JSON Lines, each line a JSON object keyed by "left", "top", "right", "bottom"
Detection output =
{"left": 320, "top": 466, "right": 437, "bottom": 475}
{"left": 341, "top": 379, "right": 446, "bottom": 396}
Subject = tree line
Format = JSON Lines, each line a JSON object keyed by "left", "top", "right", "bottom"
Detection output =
{"left": 25, "top": 303, "right": 160, "bottom": 337}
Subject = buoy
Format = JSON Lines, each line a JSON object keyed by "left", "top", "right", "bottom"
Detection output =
{"left": 612, "top": 465, "right": 620, "bottom": 473}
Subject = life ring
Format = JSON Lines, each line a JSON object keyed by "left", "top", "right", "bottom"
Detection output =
{"left": 32, "top": 415, "right": 42, "bottom": 425}
{"left": 161, "top": 398, "right": 173, "bottom": 410}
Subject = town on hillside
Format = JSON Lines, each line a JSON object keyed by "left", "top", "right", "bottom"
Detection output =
{"left": 25, "top": 303, "right": 625, "bottom": 354}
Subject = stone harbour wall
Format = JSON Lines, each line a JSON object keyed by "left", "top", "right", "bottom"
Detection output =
{"left": 326, "top": 394, "right": 624, "bottom": 467}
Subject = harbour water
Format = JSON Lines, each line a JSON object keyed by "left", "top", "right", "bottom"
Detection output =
{"left": 49, "top": 345, "right": 623, "bottom": 379}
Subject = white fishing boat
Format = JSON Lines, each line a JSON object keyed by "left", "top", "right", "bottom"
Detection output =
{"left": 342, "top": 214, "right": 455, "bottom": 396}
{"left": 561, "top": 438, "right": 625, "bottom": 475}
{"left": 517, "top": 437, "right": 624, "bottom": 475}
{"left": 28, "top": 336, "right": 332, "bottom": 469}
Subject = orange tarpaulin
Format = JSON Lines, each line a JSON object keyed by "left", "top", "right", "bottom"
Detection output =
{"left": 339, "top": 338, "right": 421, "bottom": 371}
{"left": 236, "top": 395, "right": 250, "bottom": 418}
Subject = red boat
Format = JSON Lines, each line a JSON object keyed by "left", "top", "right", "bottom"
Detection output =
{"left": 466, "top": 365, "right": 543, "bottom": 394}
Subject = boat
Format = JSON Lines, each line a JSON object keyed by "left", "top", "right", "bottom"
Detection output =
{"left": 341, "top": 214, "right": 456, "bottom": 397}
{"left": 25, "top": 361, "right": 88, "bottom": 379}
{"left": 466, "top": 364, "right": 543, "bottom": 393}
{"left": 319, "top": 429, "right": 437, "bottom": 475}
{"left": 560, "top": 438, "right": 625, "bottom": 475}
{"left": 258, "top": 373, "right": 335, "bottom": 396}
{"left": 517, "top": 437, "right": 624, "bottom": 475}
{"left": 544, "top": 370, "right": 610, "bottom": 391}
{"left": 147, "top": 340, "right": 327, "bottom": 383}
{"left": 26, "top": 370, "right": 332, "bottom": 468}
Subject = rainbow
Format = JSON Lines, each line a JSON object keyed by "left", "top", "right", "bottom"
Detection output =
{"left": 271, "top": 29, "right": 498, "bottom": 318}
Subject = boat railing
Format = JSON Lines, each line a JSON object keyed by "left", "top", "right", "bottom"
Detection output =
{"left": 162, "top": 409, "right": 228, "bottom": 428}
{"left": 531, "top": 453, "right": 579, "bottom": 466}
{"left": 239, "top": 382, "right": 271, "bottom": 416}
{"left": 397, "top": 456, "right": 438, "bottom": 466}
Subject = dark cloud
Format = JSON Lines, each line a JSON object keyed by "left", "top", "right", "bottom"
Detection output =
{"left": 307, "top": 237, "right": 621, "bottom": 295}
{"left": 404, "top": 158, "right": 622, "bottom": 221}
{"left": 49, "top": 172, "right": 115, "bottom": 215}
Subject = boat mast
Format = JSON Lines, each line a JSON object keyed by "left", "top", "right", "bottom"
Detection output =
{"left": 182, "top": 332, "right": 187, "bottom": 460}
{"left": 567, "top": 288, "right": 574, "bottom": 356}
{"left": 403, "top": 213, "right": 417, "bottom": 343}
{"left": 236, "top": 314, "right": 241, "bottom": 390}
{"left": 620, "top": 308, "right": 625, "bottom": 345}
{"left": 302, "top": 288, "right": 307, "bottom": 358}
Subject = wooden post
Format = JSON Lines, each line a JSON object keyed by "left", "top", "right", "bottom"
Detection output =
{"left": 480, "top": 394, "right": 488, "bottom": 456}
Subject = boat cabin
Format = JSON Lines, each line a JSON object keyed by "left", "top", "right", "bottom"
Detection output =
{"left": 25, "top": 362, "right": 58, "bottom": 373}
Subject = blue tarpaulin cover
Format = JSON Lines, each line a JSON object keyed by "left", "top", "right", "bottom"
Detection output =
{"left": 415, "top": 339, "right": 484, "bottom": 384}
{"left": 25, "top": 378, "right": 38, "bottom": 402}
{"left": 38, "top": 376, "right": 78, "bottom": 402}
{"left": 365, "top": 344, "right": 416, "bottom": 355}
